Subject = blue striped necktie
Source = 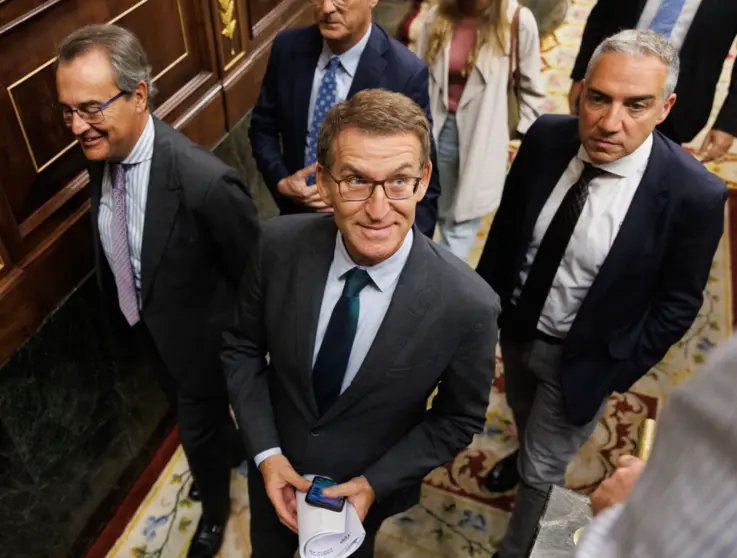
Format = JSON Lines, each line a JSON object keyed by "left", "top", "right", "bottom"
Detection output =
{"left": 312, "top": 267, "right": 372, "bottom": 415}
{"left": 649, "top": 0, "right": 687, "bottom": 37}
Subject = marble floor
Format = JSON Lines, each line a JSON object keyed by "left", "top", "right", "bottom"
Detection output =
{"left": 105, "top": 1, "right": 736, "bottom": 556}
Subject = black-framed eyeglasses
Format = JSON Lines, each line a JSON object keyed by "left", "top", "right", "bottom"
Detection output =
{"left": 59, "top": 91, "right": 127, "bottom": 125}
{"left": 322, "top": 167, "right": 424, "bottom": 201}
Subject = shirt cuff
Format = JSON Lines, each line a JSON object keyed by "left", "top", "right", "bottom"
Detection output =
{"left": 254, "top": 447, "right": 282, "bottom": 470}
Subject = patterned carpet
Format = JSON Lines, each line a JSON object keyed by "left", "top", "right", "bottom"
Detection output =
{"left": 107, "top": 1, "right": 735, "bottom": 556}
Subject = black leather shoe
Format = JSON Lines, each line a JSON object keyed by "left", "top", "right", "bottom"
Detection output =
{"left": 188, "top": 482, "right": 201, "bottom": 502}
{"left": 187, "top": 517, "right": 224, "bottom": 557}
{"left": 484, "top": 450, "right": 520, "bottom": 493}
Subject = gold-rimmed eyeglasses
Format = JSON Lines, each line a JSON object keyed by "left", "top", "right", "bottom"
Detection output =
{"left": 322, "top": 167, "right": 424, "bottom": 201}
{"left": 59, "top": 91, "right": 127, "bottom": 125}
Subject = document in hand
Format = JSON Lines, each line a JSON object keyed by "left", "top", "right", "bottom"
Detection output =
{"left": 297, "top": 474, "right": 366, "bottom": 558}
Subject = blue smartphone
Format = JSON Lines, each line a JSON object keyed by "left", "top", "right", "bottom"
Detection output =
{"left": 305, "top": 476, "right": 346, "bottom": 513}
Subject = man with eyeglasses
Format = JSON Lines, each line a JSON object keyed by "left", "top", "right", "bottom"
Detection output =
{"left": 55, "top": 24, "right": 260, "bottom": 558}
{"left": 249, "top": 0, "right": 441, "bottom": 238}
{"left": 223, "top": 89, "right": 499, "bottom": 558}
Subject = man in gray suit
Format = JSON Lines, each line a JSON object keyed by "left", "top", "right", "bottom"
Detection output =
{"left": 223, "top": 89, "right": 500, "bottom": 557}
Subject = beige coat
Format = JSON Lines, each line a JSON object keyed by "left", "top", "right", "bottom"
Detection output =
{"left": 415, "top": 1, "right": 545, "bottom": 222}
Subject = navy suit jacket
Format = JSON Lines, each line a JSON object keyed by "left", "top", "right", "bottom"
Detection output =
{"left": 249, "top": 23, "right": 440, "bottom": 237}
{"left": 477, "top": 115, "right": 727, "bottom": 426}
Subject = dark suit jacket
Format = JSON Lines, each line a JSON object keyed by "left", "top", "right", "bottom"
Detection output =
{"left": 89, "top": 117, "right": 260, "bottom": 396}
{"left": 249, "top": 23, "right": 441, "bottom": 237}
{"left": 222, "top": 214, "right": 499, "bottom": 516}
{"left": 571, "top": 0, "right": 737, "bottom": 143}
{"left": 476, "top": 115, "right": 727, "bottom": 426}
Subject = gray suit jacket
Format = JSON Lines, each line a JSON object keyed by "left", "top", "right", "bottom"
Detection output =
{"left": 223, "top": 214, "right": 500, "bottom": 515}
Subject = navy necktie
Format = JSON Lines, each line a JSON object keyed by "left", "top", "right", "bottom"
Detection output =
{"left": 313, "top": 267, "right": 372, "bottom": 415}
{"left": 513, "top": 163, "right": 605, "bottom": 334}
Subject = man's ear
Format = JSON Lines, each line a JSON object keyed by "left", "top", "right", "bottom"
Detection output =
{"left": 414, "top": 161, "right": 431, "bottom": 201}
{"left": 315, "top": 164, "right": 333, "bottom": 205}
{"left": 133, "top": 80, "right": 148, "bottom": 112}
{"left": 656, "top": 93, "right": 677, "bottom": 125}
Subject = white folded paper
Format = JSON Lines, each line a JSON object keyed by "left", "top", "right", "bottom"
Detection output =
{"left": 297, "top": 474, "right": 366, "bottom": 558}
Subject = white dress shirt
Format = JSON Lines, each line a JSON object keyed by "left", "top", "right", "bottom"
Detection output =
{"left": 576, "top": 334, "right": 737, "bottom": 557}
{"left": 254, "top": 229, "right": 415, "bottom": 468}
{"left": 514, "top": 135, "right": 653, "bottom": 338}
{"left": 306, "top": 24, "right": 372, "bottom": 133}
{"left": 637, "top": 0, "right": 703, "bottom": 49}
{"left": 98, "top": 115, "right": 155, "bottom": 300}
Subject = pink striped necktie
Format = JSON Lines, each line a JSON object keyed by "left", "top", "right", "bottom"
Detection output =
{"left": 110, "top": 163, "right": 141, "bottom": 326}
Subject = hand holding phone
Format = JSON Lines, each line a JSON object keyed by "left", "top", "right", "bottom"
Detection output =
{"left": 305, "top": 476, "right": 346, "bottom": 513}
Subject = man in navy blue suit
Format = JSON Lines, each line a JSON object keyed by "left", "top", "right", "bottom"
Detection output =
{"left": 476, "top": 29, "right": 727, "bottom": 558}
{"left": 249, "top": 0, "right": 440, "bottom": 237}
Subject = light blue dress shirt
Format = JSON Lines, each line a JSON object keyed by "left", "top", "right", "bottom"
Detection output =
{"left": 98, "top": 115, "right": 155, "bottom": 303}
{"left": 305, "top": 25, "right": 373, "bottom": 137}
{"left": 254, "top": 228, "right": 415, "bottom": 468}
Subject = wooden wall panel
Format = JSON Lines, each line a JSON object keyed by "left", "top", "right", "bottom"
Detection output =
{"left": 215, "top": 0, "right": 314, "bottom": 127}
{"left": 0, "top": 0, "right": 308, "bottom": 365}
{"left": 245, "top": 0, "right": 283, "bottom": 34}
{"left": 214, "top": 0, "right": 249, "bottom": 71}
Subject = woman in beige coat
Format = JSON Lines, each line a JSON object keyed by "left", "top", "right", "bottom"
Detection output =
{"left": 415, "top": 0, "right": 545, "bottom": 261}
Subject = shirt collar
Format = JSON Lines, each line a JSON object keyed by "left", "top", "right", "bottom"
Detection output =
{"left": 318, "top": 24, "right": 372, "bottom": 78}
{"left": 122, "top": 115, "right": 155, "bottom": 165}
{"left": 578, "top": 133, "right": 653, "bottom": 178}
{"left": 331, "top": 227, "right": 414, "bottom": 293}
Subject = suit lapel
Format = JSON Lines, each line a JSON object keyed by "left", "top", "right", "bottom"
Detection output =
{"left": 348, "top": 24, "right": 388, "bottom": 97}
{"left": 520, "top": 132, "right": 580, "bottom": 248}
{"left": 634, "top": 0, "right": 648, "bottom": 19}
{"left": 572, "top": 133, "right": 669, "bottom": 326}
{"left": 294, "top": 218, "right": 337, "bottom": 417}
{"left": 430, "top": 42, "right": 450, "bottom": 111}
{"left": 140, "top": 119, "right": 180, "bottom": 306}
{"left": 316, "top": 231, "right": 432, "bottom": 426}
{"left": 294, "top": 27, "right": 323, "bottom": 150}
{"left": 88, "top": 162, "right": 107, "bottom": 288}
{"left": 88, "top": 162, "right": 105, "bottom": 243}
{"left": 686, "top": 0, "right": 720, "bottom": 35}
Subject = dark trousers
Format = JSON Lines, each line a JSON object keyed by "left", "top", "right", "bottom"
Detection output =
{"left": 130, "top": 323, "right": 241, "bottom": 525}
{"left": 248, "top": 462, "right": 388, "bottom": 558}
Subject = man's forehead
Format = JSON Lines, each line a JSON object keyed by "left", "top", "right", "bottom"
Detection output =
{"left": 334, "top": 143, "right": 421, "bottom": 172}
{"left": 58, "top": 49, "right": 115, "bottom": 81}
{"left": 590, "top": 52, "right": 667, "bottom": 81}
{"left": 588, "top": 54, "right": 666, "bottom": 96}
{"left": 57, "top": 53, "right": 118, "bottom": 101}
{"left": 334, "top": 129, "right": 420, "bottom": 151}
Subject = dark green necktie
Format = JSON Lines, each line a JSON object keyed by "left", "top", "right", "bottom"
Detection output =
{"left": 313, "top": 267, "right": 373, "bottom": 415}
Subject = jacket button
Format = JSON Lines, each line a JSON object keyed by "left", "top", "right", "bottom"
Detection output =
{"left": 310, "top": 429, "right": 320, "bottom": 437}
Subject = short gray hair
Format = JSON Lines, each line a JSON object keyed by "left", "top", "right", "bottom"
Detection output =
{"left": 585, "top": 29, "right": 680, "bottom": 101}
{"left": 56, "top": 24, "right": 157, "bottom": 109}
